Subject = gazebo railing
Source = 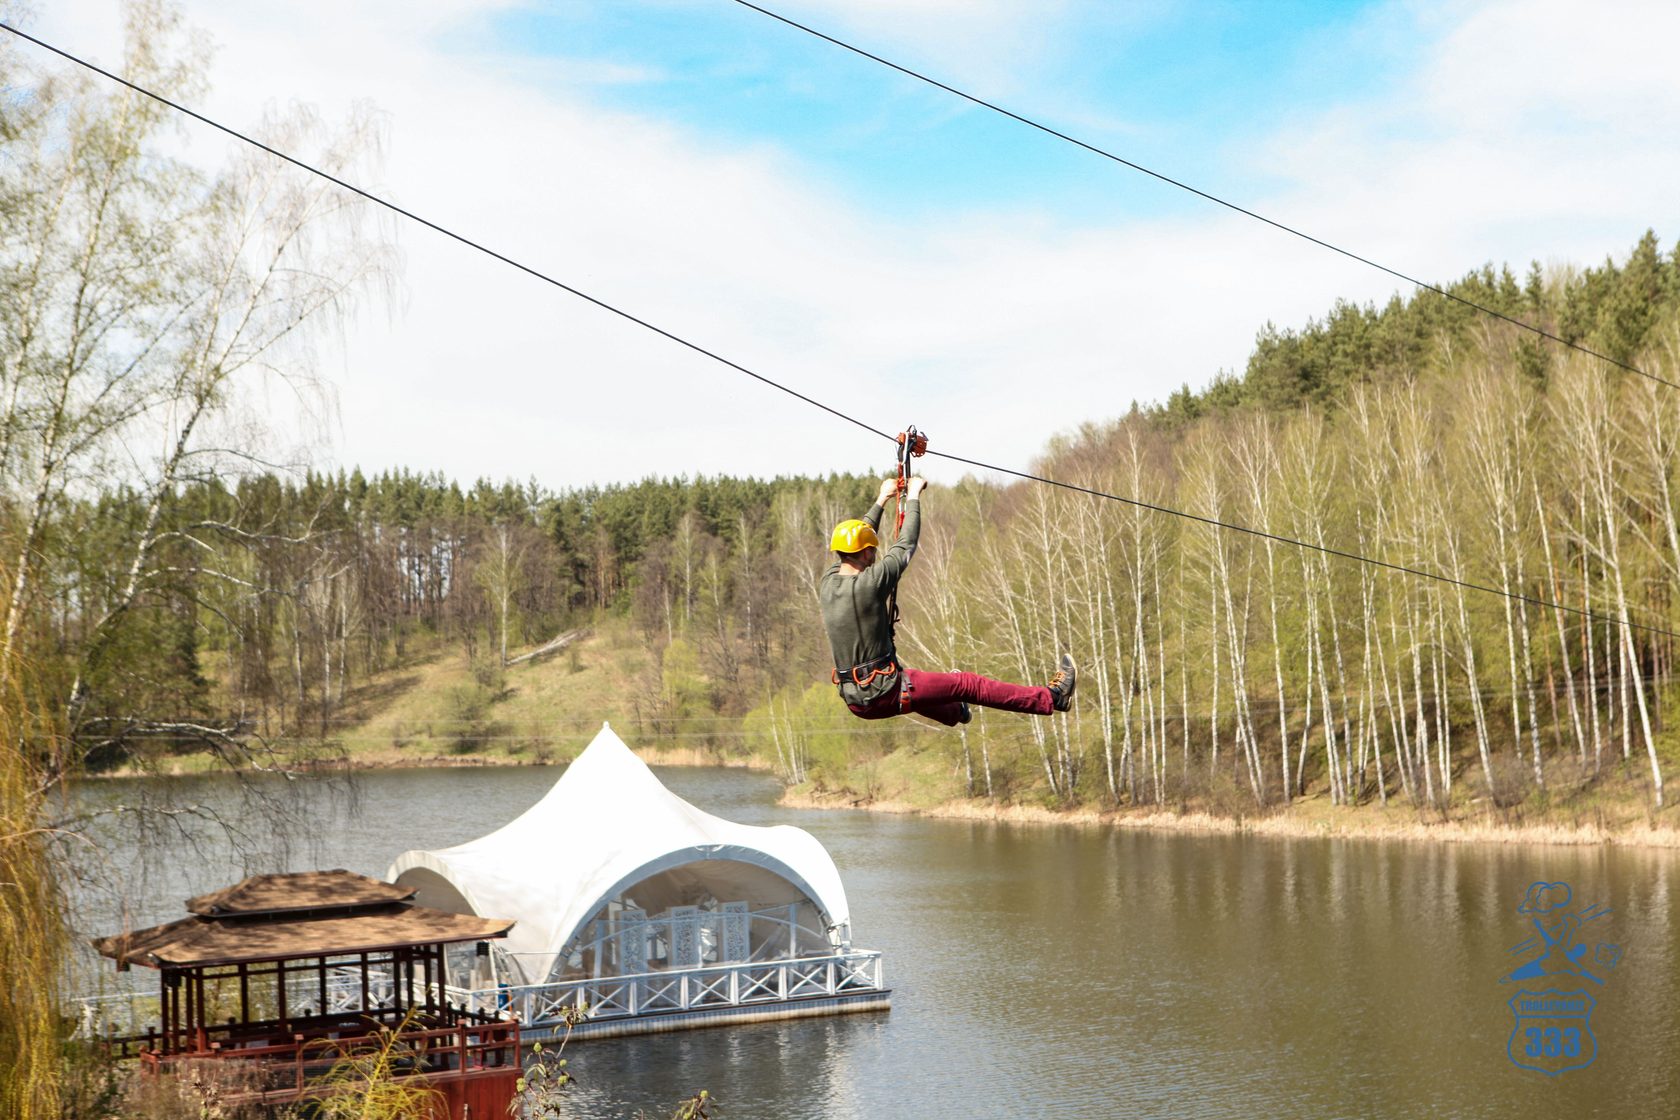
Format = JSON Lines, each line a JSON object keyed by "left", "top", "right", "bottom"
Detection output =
{"left": 132, "top": 1014, "right": 519, "bottom": 1102}
{"left": 73, "top": 967, "right": 400, "bottom": 1042}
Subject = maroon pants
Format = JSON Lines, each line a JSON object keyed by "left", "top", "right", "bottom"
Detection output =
{"left": 845, "top": 668, "right": 1054, "bottom": 727}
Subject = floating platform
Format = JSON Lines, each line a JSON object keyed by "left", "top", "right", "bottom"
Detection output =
{"left": 388, "top": 723, "right": 891, "bottom": 1039}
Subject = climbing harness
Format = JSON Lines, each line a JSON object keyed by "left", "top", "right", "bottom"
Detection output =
{"left": 831, "top": 654, "right": 898, "bottom": 688}
{"left": 832, "top": 654, "right": 911, "bottom": 714}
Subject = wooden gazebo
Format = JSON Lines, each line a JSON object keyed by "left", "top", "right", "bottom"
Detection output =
{"left": 94, "top": 869, "right": 522, "bottom": 1119}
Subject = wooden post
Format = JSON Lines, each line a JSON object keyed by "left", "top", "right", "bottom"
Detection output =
{"left": 317, "top": 955, "right": 328, "bottom": 1016}
{"left": 360, "top": 952, "right": 370, "bottom": 1012}
{"left": 159, "top": 975, "right": 172, "bottom": 1055}
{"left": 238, "top": 963, "right": 249, "bottom": 1023}
{"left": 276, "top": 960, "right": 288, "bottom": 1026}
{"left": 170, "top": 971, "right": 183, "bottom": 1055}
{"left": 194, "top": 971, "right": 207, "bottom": 1052}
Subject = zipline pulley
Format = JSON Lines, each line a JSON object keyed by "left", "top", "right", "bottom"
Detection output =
{"left": 883, "top": 425, "right": 929, "bottom": 642}
{"left": 892, "top": 425, "right": 929, "bottom": 540}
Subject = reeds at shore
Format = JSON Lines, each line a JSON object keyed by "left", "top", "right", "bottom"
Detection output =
{"left": 779, "top": 787, "right": 1680, "bottom": 848}
{"left": 0, "top": 616, "right": 66, "bottom": 1118}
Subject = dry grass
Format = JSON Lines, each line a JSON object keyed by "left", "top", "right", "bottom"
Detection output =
{"left": 321, "top": 630, "right": 656, "bottom": 765}
{"left": 633, "top": 745, "right": 770, "bottom": 770}
{"left": 781, "top": 786, "right": 1680, "bottom": 848}
{"left": 280, "top": 626, "right": 773, "bottom": 774}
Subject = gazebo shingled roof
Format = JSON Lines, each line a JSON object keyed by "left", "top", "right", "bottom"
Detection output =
{"left": 94, "top": 869, "right": 514, "bottom": 969}
{"left": 94, "top": 905, "right": 514, "bottom": 969}
{"left": 186, "top": 869, "right": 413, "bottom": 917}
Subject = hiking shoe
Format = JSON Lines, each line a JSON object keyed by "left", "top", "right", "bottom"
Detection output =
{"left": 1048, "top": 653, "right": 1077, "bottom": 712}
{"left": 956, "top": 702, "right": 973, "bottom": 725}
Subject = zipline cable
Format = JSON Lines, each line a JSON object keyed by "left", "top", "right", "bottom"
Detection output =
{"left": 8, "top": 23, "right": 1678, "bottom": 647}
{"left": 0, "top": 22, "right": 893, "bottom": 448}
{"left": 730, "top": 0, "right": 1680, "bottom": 393}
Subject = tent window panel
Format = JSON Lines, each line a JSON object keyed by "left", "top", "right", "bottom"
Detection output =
{"left": 561, "top": 897, "right": 830, "bottom": 980}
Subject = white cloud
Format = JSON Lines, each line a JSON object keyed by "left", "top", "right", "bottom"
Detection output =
{"left": 1249, "top": 0, "right": 1680, "bottom": 275}
{"left": 22, "top": 0, "right": 1680, "bottom": 492}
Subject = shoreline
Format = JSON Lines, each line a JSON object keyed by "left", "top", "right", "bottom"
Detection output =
{"left": 779, "top": 787, "right": 1680, "bottom": 849}
{"left": 84, "top": 751, "right": 1679, "bottom": 848}
{"left": 88, "top": 744, "right": 774, "bottom": 779}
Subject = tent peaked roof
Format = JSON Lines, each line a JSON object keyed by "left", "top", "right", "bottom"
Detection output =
{"left": 387, "top": 723, "right": 852, "bottom": 984}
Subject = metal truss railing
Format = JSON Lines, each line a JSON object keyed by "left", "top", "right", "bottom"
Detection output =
{"left": 445, "top": 950, "right": 885, "bottom": 1027}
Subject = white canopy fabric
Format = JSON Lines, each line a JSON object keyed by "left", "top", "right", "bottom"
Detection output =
{"left": 387, "top": 723, "right": 852, "bottom": 985}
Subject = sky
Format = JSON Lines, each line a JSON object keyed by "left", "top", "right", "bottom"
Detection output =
{"left": 19, "top": 0, "right": 1680, "bottom": 489}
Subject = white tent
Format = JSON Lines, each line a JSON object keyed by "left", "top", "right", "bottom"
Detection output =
{"left": 387, "top": 723, "right": 853, "bottom": 985}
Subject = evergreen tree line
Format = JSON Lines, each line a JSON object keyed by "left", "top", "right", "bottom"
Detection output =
{"left": 21, "top": 468, "right": 879, "bottom": 761}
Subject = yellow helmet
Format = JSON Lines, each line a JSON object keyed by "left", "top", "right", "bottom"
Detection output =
{"left": 829, "top": 519, "right": 880, "bottom": 554}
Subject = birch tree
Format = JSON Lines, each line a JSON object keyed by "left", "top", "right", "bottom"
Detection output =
{"left": 1, "top": 5, "right": 390, "bottom": 787}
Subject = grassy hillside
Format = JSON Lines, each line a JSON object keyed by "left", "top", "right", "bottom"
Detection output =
{"left": 313, "top": 621, "right": 764, "bottom": 768}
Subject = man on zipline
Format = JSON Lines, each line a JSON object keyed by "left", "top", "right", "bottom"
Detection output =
{"left": 821, "top": 476, "right": 1075, "bottom": 726}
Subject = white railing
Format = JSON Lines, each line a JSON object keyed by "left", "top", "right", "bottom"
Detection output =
{"left": 446, "top": 950, "right": 885, "bottom": 1027}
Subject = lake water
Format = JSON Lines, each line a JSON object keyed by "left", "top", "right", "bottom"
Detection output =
{"left": 73, "top": 765, "right": 1680, "bottom": 1119}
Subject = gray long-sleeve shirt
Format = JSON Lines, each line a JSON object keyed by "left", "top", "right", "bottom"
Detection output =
{"left": 819, "top": 498, "right": 920, "bottom": 706}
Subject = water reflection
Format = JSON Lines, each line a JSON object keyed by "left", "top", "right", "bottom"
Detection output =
{"left": 72, "top": 766, "right": 1680, "bottom": 1119}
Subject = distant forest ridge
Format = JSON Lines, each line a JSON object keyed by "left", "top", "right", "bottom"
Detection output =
{"left": 1154, "top": 228, "right": 1680, "bottom": 420}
